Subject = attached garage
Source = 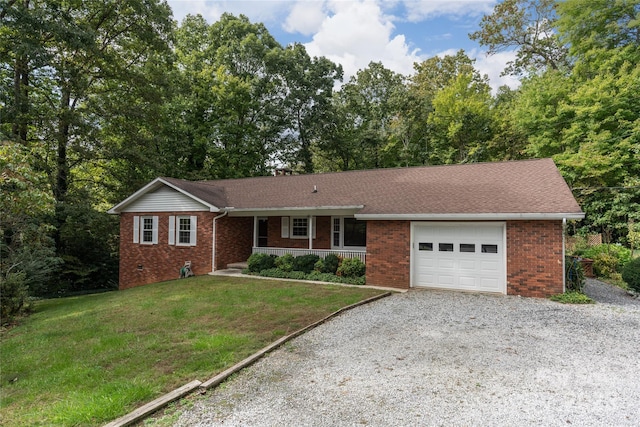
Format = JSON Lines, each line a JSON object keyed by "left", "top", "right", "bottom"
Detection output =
{"left": 411, "top": 222, "right": 506, "bottom": 293}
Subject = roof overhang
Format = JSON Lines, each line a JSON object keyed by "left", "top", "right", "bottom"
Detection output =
{"left": 226, "top": 205, "right": 365, "bottom": 217}
{"left": 107, "top": 177, "right": 221, "bottom": 214}
{"left": 355, "top": 212, "right": 586, "bottom": 221}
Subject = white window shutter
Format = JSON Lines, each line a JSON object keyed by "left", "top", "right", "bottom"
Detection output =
{"left": 281, "top": 217, "right": 289, "bottom": 238}
{"left": 168, "top": 216, "right": 175, "bottom": 245}
{"left": 312, "top": 217, "right": 317, "bottom": 239}
{"left": 190, "top": 216, "right": 197, "bottom": 246}
{"left": 133, "top": 216, "right": 140, "bottom": 243}
{"left": 152, "top": 216, "right": 159, "bottom": 244}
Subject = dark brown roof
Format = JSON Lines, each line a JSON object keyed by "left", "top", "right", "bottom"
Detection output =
{"left": 159, "top": 159, "right": 583, "bottom": 218}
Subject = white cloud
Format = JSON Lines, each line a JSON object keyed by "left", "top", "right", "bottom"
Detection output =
{"left": 401, "top": 0, "right": 496, "bottom": 22}
{"left": 167, "top": 0, "right": 290, "bottom": 24}
{"left": 302, "top": 0, "right": 422, "bottom": 80}
{"left": 283, "top": 1, "right": 327, "bottom": 36}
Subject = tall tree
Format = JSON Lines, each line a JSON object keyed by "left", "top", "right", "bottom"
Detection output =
{"left": 469, "top": 0, "right": 568, "bottom": 75}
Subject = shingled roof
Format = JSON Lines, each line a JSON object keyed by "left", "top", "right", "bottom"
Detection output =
{"left": 110, "top": 159, "right": 584, "bottom": 219}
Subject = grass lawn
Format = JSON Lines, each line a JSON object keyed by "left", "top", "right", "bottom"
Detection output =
{"left": 0, "top": 276, "right": 386, "bottom": 426}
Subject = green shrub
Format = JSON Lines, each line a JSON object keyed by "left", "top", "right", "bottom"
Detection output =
{"left": 579, "top": 244, "right": 632, "bottom": 277}
{"left": 275, "top": 254, "right": 294, "bottom": 272}
{"left": 565, "top": 256, "right": 585, "bottom": 292}
{"left": 549, "top": 291, "right": 594, "bottom": 304}
{"left": 622, "top": 257, "right": 640, "bottom": 292}
{"left": 293, "top": 254, "right": 320, "bottom": 274}
{"left": 247, "top": 253, "right": 275, "bottom": 273}
{"left": 0, "top": 272, "right": 32, "bottom": 324}
{"left": 321, "top": 254, "right": 340, "bottom": 274}
{"left": 259, "top": 268, "right": 306, "bottom": 280}
{"left": 337, "top": 257, "right": 366, "bottom": 278}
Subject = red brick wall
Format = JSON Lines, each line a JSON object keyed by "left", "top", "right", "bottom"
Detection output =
{"left": 214, "top": 216, "right": 253, "bottom": 270}
{"left": 118, "top": 212, "right": 214, "bottom": 290}
{"left": 267, "top": 216, "right": 331, "bottom": 249}
{"left": 365, "top": 220, "right": 411, "bottom": 289}
{"left": 506, "top": 220, "right": 564, "bottom": 297}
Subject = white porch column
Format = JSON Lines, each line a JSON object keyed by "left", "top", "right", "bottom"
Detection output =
{"left": 253, "top": 216, "right": 258, "bottom": 248}
{"left": 308, "top": 215, "right": 313, "bottom": 249}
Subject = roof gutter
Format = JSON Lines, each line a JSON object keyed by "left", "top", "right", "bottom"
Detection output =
{"left": 354, "top": 212, "right": 586, "bottom": 221}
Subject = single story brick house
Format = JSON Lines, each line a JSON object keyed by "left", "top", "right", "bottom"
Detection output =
{"left": 108, "top": 158, "right": 584, "bottom": 297}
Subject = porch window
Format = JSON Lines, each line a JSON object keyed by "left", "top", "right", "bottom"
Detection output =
{"left": 332, "top": 217, "right": 366, "bottom": 248}
{"left": 291, "top": 217, "right": 308, "bottom": 237}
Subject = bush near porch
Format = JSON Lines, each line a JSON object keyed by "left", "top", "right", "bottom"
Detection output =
{"left": 246, "top": 253, "right": 366, "bottom": 286}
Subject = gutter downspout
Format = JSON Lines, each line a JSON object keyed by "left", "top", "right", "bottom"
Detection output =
{"left": 562, "top": 217, "right": 567, "bottom": 293}
{"left": 211, "top": 210, "right": 228, "bottom": 272}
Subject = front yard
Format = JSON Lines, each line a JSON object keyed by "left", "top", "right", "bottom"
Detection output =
{"left": 0, "top": 276, "right": 385, "bottom": 426}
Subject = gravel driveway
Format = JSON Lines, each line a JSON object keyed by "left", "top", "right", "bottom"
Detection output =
{"left": 175, "top": 279, "right": 640, "bottom": 426}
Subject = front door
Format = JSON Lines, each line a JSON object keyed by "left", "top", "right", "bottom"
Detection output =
{"left": 258, "top": 218, "right": 268, "bottom": 247}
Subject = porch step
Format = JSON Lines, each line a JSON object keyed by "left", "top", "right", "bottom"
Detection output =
{"left": 226, "top": 262, "right": 248, "bottom": 270}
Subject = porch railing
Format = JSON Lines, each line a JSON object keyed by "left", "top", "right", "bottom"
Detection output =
{"left": 251, "top": 247, "right": 366, "bottom": 263}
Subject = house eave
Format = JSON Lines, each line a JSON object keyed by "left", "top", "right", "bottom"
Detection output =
{"left": 354, "top": 212, "right": 586, "bottom": 221}
{"left": 226, "top": 205, "right": 365, "bottom": 217}
{"left": 107, "top": 177, "right": 221, "bottom": 214}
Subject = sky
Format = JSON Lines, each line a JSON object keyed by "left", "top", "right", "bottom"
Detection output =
{"left": 166, "top": 0, "right": 520, "bottom": 93}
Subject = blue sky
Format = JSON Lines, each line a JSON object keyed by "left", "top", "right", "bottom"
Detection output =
{"left": 166, "top": 0, "right": 520, "bottom": 92}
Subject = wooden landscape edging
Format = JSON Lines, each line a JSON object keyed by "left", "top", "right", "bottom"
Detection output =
{"left": 103, "top": 291, "right": 392, "bottom": 427}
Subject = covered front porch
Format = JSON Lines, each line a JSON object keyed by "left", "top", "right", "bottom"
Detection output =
{"left": 222, "top": 209, "right": 368, "bottom": 267}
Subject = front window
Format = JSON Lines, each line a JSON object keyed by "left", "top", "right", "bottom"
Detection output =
{"left": 179, "top": 217, "right": 191, "bottom": 244}
{"left": 332, "top": 217, "right": 366, "bottom": 248}
{"left": 142, "top": 217, "right": 154, "bottom": 243}
{"left": 292, "top": 217, "right": 308, "bottom": 237}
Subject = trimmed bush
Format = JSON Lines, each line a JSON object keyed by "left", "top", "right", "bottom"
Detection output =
{"left": 293, "top": 254, "right": 320, "bottom": 274}
{"left": 321, "top": 254, "right": 340, "bottom": 274}
{"left": 247, "top": 253, "right": 275, "bottom": 273}
{"left": 622, "top": 257, "right": 640, "bottom": 292}
{"left": 337, "top": 257, "right": 366, "bottom": 278}
{"left": 275, "top": 254, "right": 294, "bottom": 272}
{"left": 565, "top": 256, "right": 585, "bottom": 292}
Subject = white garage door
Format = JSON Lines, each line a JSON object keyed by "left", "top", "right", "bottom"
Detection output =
{"left": 412, "top": 222, "right": 505, "bottom": 293}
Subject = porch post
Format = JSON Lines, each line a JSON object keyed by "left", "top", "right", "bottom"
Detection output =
{"left": 308, "top": 215, "right": 313, "bottom": 250}
{"left": 253, "top": 216, "right": 258, "bottom": 248}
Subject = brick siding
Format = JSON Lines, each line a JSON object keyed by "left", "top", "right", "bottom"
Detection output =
{"left": 214, "top": 216, "right": 253, "bottom": 270}
{"left": 365, "top": 220, "right": 411, "bottom": 289}
{"left": 118, "top": 212, "right": 214, "bottom": 290}
{"left": 506, "top": 220, "right": 564, "bottom": 298}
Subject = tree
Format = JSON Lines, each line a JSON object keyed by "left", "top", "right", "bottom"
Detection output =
{"left": 469, "top": 0, "right": 569, "bottom": 75}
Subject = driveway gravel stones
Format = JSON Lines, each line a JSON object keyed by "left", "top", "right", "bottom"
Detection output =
{"left": 175, "top": 280, "right": 640, "bottom": 426}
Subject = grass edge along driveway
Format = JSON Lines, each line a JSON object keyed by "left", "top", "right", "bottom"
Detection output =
{"left": 0, "top": 276, "right": 386, "bottom": 427}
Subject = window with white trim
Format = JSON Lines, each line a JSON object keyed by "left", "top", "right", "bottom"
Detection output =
{"left": 133, "top": 215, "right": 158, "bottom": 244}
{"left": 169, "top": 215, "right": 197, "bottom": 246}
{"left": 291, "top": 217, "right": 308, "bottom": 237}
{"left": 331, "top": 216, "right": 366, "bottom": 248}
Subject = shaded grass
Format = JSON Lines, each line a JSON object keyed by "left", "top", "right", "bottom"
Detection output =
{"left": 0, "top": 276, "right": 385, "bottom": 426}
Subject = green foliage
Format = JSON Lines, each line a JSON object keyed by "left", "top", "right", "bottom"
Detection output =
{"left": 259, "top": 268, "right": 307, "bottom": 280}
{"left": 292, "top": 254, "right": 320, "bottom": 274}
{"left": 321, "top": 254, "right": 340, "bottom": 274}
{"left": 275, "top": 253, "right": 295, "bottom": 272}
{"left": 252, "top": 268, "right": 366, "bottom": 285}
{"left": 247, "top": 253, "right": 275, "bottom": 273}
{"left": 337, "top": 257, "right": 366, "bottom": 278}
{"left": 549, "top": 291, "right": 595, "bottom": 304}
{"left": 0, "top": 272, "right": 32, "bottom": 323}
{"left": 565, "top": 256, "right": 585, "bottom": 292}
{"left": 577, "top": 244, "right": 632, "bottom": 277}
{"left": 621, "top": 257, "right": 640, "bottom": 292}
